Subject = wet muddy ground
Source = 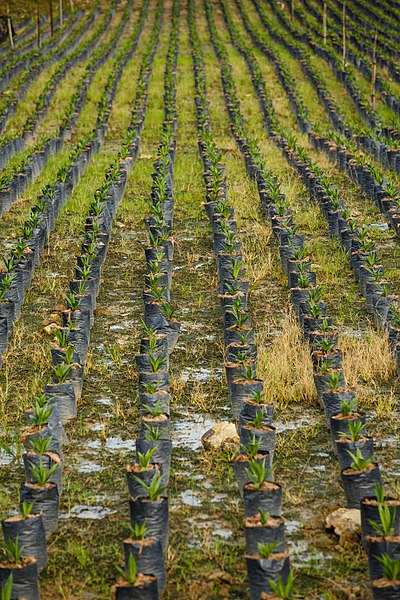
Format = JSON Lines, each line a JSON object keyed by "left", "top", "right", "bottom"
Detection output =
{"left": 0, "top": 0, "right": 400, "bottom": 598}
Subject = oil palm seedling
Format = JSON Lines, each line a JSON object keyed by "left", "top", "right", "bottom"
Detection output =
{"left": 341, "top": 448, "right": 382, "bottom": 508}
{"left": 0, "top": 537, "right": 39, "bottom": 600}
{"left": 129, "top": 471, "right": 169, "bottom": 552}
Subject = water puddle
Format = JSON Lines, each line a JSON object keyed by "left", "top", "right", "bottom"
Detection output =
{"left": 60, "top": 505, "right": 115, "bottom": 520}
{"left": 96, "top": 397, "right": 112, "bottom": 406}
{"left": 90, "top": 422, "right": 104, "bottom": 432}
{"left": 369, "top": 222, "right": 389, "bottom": 231}
{"left": 77, "top": 461, "right": 104, "bottom": 474}
{"left": 180, "top": 367, "right": 221, "bottom": 383}
{"left": 173, "top": 412, "right": 216, "bottom": 450}
{"left": 105, "top": 436, "right": 135, "bottom": 453}
{"left": 284, "top": 519, "right": 300, "bottom": 535}
{"left": 178, "top": 489, "right": 202, "bottom": 507}
{"left": 213, "top": 528, "right": 233, "bottom": 538}
{"left": 86, "top": 440, "right": 102, "bottom": 450}
{"left": 0, "top": 450, "right": 15, "bottom": 466}
{"left": 375, "top": 435, "right": 398, "bottom": 448}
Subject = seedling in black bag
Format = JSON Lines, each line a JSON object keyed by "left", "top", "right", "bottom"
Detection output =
{"left": 148, "top": 283, "right": 166, "bottom": 302}
{"left": 52, "top": 361, "right": 79, "bottom": 383}
{"left": 339, "top": 421, "right": 364, "bottom": 442}
{"left": 142, "top": 400, "right": 165, "bottom": 417}
{"left": 66, "top": 293, "right": 82, "bottom": 311}
{"left": 241, "top": 435, "right": 261, "bottom": 458}
{"left": 241, "top": 365, "right": 255, "bottom": 381}
{"left": 223, "top": 282, "right": 240, "bottom": 296}
{"left": 144, "top": 425, "right": 167, "bottom": 441}
{"left": 148, "top": 353, "right": 166, "bottom": 373}
{"left": 250, "top": 391, "right": 265, "bottom": 405}
{"left": 328, "top": 373, "right": 340, "bottom": 390}
{"left": 128, "top": 521, "right": 148, "bottom": 540}
{"left": 259, "top": 509, "right": 270, "bottom": 526}
{"left": 12, "top": 239, "right": 29, "bottom": 261}
{"left": 252, "top": 410, "right": 264, "bottom": 429}
{"left": 116, "top": 554, "right": 137, "bottom": 584}
{"left": 161, "top": 301, "right": 176, "bottom": 320}
{"left": 293, "top": 247, "right": 306, "bottom": 261}
{"left": 0, "top": 538, "right": 23, "bottom": 564}
{"left": 340, "top": 398, "right": 357, "bottom": 417}
{"left": 0, "top": 574, "right": 12, "bottom": 600}
{"left": 137, "top": 448, "right": 157, "bottom": 471}
{"left": 134, "top": 472, "right": 165, "bottom": 501}
{"left": 141, "top": 382, "right": 160, "bottom": 394}
{"left": 316, "top": 360, "right": 335, "bottom": 373}
{"left": 347, "top": 448, "right": 374, "bottom": 471}
{"left": 308, "top": 301, "right": 322, "bottom": 319}
{"left": 29, "top": 459, "right": 59, "bottom": 486}
{"left": 245, "top": 458, "right": 272, "bottom": 489}
{"left": 269, "top": 571, "right": 294, "bottom": 598}
{"left": 229, "top": 257, "right": 243, "bottom": 280}
{"left": 376, "top": 554, "right": 400, "bottom": 580}
{"left": 31, "top": 403, "right": 53, "bottom": 426}
{"left": 20, "top": 501, "right": 35, "bottom": 519}
{"left": 0, "top": 274, "right": 16, "bottom": 301}
{"left": 29, "top": 436, "right": 53, "bottom": 454}
{"left": 54, "top": 328, "right": 70, "bottom": 349}
{"left": 369, "top": 501, "right": 397, "bottom": 538}
{"left": 2, "top": 256, "right": 15, "bottom": 273}
{"left": 257, "top": 541, "right": 279, "bottom": 558}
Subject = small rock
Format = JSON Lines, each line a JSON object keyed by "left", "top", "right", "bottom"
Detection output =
{"left": 325, "top": 508, "right": 361, "bottom": 537}
{"left": 201, "top": 422, "right": 239, "bottom": 451}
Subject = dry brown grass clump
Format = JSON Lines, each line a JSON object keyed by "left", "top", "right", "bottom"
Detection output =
{"left": 340, "top": 328, "right": 398, "bottom": 416}
{"left": 257, "top": 311, "right": 317, "bottom": 407}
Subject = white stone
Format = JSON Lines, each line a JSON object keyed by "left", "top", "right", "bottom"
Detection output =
{"left": 325, "top": 508, "right": 361, "bottom": 536}
{"left": 201, "top": 421, "right": 239, "bottom": 450}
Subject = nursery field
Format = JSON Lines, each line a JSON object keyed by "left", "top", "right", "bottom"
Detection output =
{"left": 0, "top": 0, "right": 400, "bottom": 598}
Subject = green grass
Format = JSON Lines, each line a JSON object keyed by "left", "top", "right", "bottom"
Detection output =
{"left": 0, "top": 0, "right": 399, "bottom": 598}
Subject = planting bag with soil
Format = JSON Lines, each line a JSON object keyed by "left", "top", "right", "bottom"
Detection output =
{"left": 129, "top": 496, "right": 169, "bottom": 551}
{"left": 0, "top": 557, "right": 40, "bottom": 600}
{"left": 2, "top": 513, "right": 48, "bottom": 572}
{"left": 111, "top": 574, "right": 159, "bottom": 599}
{"left": 246, "top": 553, "right": 291, "bottom": 600}
{"left": 20, "top": 482, "right": 59, "bottom": 536}
{"left": 123, "top": 537, "right": 166, "bottom": 593}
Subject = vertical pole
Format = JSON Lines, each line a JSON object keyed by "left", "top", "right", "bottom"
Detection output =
{"left": 342, "top": 1, "right": 346, "bottom": 67}
{"left": 36, "top": 3, "right": 41, "bottom": 48}
{"left": 59, "top": 0, "right": 63, "bottom": 27}
{"left": 70, "top": 0, "right": 74, "bottom": 10}
{"left": 7, "top": 5, "right": 14, "bottom": 50}
{"left": 371, "top": 31, "right": 377, "bottom": 109}
{"left": 323, "top": 2, "right": 327, "bottom": 45}
{"left": 49, "top": 0, "right": 54, "bottom": 36}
